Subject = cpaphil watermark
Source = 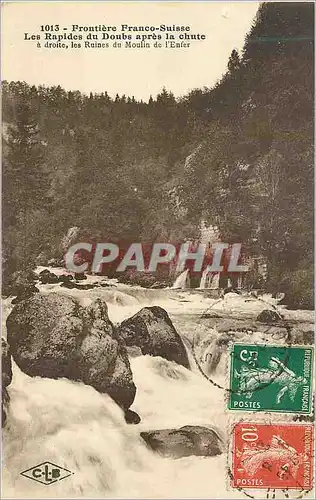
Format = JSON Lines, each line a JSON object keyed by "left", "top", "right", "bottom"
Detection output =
{"left": 64, "top": 241, "right": 250, "bottom": 275}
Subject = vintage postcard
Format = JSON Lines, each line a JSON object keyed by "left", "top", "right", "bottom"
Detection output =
{"left": 1, "top": 1, "right": 314, "bottom": 499}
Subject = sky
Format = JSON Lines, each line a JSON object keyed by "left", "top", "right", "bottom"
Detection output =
{"left": 2, "top": 1, "right": 260, "bottom": 100}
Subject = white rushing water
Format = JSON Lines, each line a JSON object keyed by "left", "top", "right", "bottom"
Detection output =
{"left": 198, "top": 269, "right": 221, "bottom": 289}
{"left": 199, "top": 268, "right": 208, "bottom": 289}
{"left": 3, "top": 356, "right": 232, "bottom": 499}
{"left": 2, "top": 271, "right": 314, "bottom": 499}
{"left": 171, "top": 269, "right": 189, "bottom": 289}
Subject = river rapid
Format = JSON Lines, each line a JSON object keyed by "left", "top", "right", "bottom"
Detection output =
{"left": 2, "top": 270, "right": 314, "bottom": 499}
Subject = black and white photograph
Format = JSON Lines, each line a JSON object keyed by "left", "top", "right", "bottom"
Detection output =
{"left": 1, "top": 1, "right": 314, "bottom": 498}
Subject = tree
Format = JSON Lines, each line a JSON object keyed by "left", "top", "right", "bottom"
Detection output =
{"left": 227, "top": 49, "right": 241, "bottom": 74}
{"left": 4, "top": 101, "right": 49, "bottom": 222}
{"left": 3, "top": 101, "right": 51, "bottom": 286}
{"left": 180, "top": 1, "right": 314, "bottom": 306}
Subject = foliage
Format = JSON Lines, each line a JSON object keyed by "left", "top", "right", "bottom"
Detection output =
{"left": 180, "top": 1, "right": 314, "bottom": 307}
{"left": 2, "top": 2, "right": 314, "bottom": 308}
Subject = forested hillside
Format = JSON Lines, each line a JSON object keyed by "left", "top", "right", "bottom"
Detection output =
{"left": 2, "top": 2, "right": 314, "bottom": 308}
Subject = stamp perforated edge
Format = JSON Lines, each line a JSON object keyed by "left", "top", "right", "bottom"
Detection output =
{"left": 225, "top": 416, "right": 315, "bottom": 498}
{"left": 225, "top": 343, "right": 314, "bottom": 416}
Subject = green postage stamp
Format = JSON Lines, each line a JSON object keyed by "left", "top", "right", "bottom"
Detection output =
{"left": 228, "top": 344, "right": 314, "bottom": 413}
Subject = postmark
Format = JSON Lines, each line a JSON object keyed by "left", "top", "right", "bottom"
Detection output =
{"left": 189, "top": 294, "right": 298, "bottom": 393}
{"left": 231, "top": 422, "right": 314, "bottom": 491}
{"left": 228, "top": 344, "right": 313, "bottom": 413}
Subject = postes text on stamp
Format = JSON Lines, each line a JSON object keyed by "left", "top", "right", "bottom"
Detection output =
{"left": 228, "top": 344, "right": 313, "bottom": 413}
{"left": 231, "top": 422, "right": 314, "bottom": 490}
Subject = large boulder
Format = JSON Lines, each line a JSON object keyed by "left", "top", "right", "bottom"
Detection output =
{"left": 140, "top": 425, "right": 223, "bottom": 458}
{"left": 257, "top": 309, "right": 282, "bottom": 323}
{"left": 118, "top": 306, "right": 190, "bottom": 368}
{"left": 6, "top": 294, "right": 136, "bottom": 411}
{"left": 2, "top": 338, "right": 12, "bottom": 427}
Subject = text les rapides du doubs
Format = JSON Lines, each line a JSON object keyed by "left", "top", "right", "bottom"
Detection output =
{"left": 24, "top": 24, "right": 207, "bottom": 49}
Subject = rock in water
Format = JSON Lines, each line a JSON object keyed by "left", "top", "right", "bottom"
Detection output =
{"left": 140, "top": 425, "right": 223, "bottom": 458}
{"left": 6, "top": 294, "right": 136, "bottom": 410}
{"left": 60, "top": 281, "right": 76, "bottom": 289}
{"left": 58, "top": 274, "right": 73, "bottom": 283}
{"left": 124, "top": 409, "right": 141, "bottom": 424}
{"left": 2, "top": 338, "right": 12, "bottom": 427}
{"left": 74, "top": 272, "right": 87, "bottom": 281}
{"left": 118, "top": 306, "right": 190, "bottom": 368}
{"left": 257, "top": 309, "right": 282, "bottom": 323}
{"left": 39, "top": 270, "right": 60, "bottom": 284}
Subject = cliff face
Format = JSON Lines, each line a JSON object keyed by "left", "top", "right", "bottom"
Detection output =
{"left": 2, "top": 3, "right": 314, "bottom": 307}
